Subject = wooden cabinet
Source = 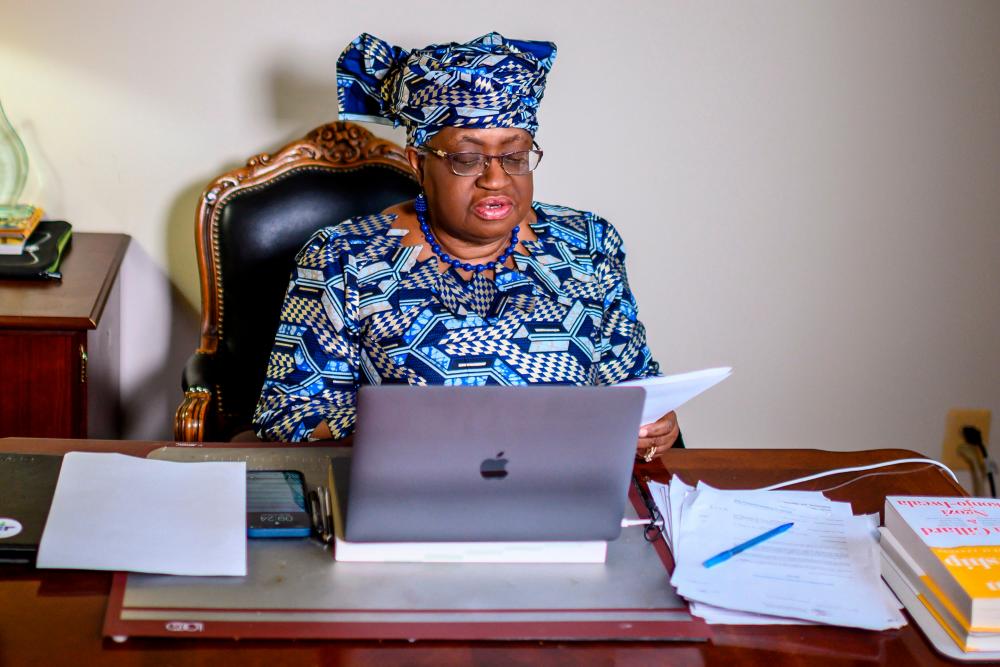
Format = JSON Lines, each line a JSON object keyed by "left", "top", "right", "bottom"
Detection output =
{"left": 0, "top": 233, "right": 128, "bottom": 438}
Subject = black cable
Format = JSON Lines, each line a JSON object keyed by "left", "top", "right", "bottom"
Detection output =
{"left": 963, "top": 426, "right": 996, "bottom": 498}
{"left": 632, "top": 475, "right": 665, "bottom": 543}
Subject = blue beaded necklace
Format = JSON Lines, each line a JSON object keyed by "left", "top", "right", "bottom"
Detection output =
{"left": 415, "top": 193, "right": 519, "bottom": 274}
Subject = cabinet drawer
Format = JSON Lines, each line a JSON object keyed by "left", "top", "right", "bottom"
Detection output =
{"left": 0, "top": 330, "right": 86, "bottom": 438}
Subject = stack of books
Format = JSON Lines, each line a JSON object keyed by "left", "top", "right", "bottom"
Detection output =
{"left": 0, "top": 205, "right": 43, "bottom": 255}
{"left": 881, "top": 496, "right": 1000, "bottom": 654}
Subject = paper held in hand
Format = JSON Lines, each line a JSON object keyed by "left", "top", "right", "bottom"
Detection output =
{"left": 613, "top": 367, "right": 732, "bottom": 425}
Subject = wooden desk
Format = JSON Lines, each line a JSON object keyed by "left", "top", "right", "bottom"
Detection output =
{"left": 0, "top": 233, "right": 129, "bottom": 438}
{"left": 0, "top": 438, "right": 967, "bottom": 666}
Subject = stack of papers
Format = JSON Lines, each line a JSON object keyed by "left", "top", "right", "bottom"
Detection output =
{"left": 648, "top": 476, "right": 906, "bottom": 630}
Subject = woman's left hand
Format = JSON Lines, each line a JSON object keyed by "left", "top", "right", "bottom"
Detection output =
{"left": 637, "top": 411, "right": 679, "bottom": 462}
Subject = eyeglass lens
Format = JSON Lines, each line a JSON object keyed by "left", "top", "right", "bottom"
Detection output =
{"left": 448, "top": 150, "right": 542, "bottom": 176}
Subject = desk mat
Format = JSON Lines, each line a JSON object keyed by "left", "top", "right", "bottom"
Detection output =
{"left": 102, "top": 446, "right": 709, "bottom": 642}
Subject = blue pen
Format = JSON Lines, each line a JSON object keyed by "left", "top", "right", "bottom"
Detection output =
{"left": 702, "top": 522, "right": 794, "bottom": 568}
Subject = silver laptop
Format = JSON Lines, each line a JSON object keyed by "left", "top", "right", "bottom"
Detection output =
{"left": 345, "top": 385, "right": 645, "bottom": 543}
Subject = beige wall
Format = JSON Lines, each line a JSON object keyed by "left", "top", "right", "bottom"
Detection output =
{"left": 2, "top": 1, "right": 998, "bottom": 456}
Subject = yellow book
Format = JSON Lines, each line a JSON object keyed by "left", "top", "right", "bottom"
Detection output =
{"left": 0, "top": 205, "right": 43, "bottom": 238}
{"left": 881, "top": 526, "right": 1000, "bottom": 652}
{"left": 0, "top": 206, "right": 44, "bottom": 255}
{"left": 885, "top": 496, "right": 1000, "bottom": 633}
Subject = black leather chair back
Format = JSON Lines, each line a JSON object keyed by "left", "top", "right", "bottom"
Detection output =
{"left": 219, "top": 168, "right": 418, "bottom": 433}
{"left": 177, "top": 123, "right": 418, "bottom": 441}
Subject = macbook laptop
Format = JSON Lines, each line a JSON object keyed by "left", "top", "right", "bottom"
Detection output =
{"left": 0, "top": 453, "right": 63, "bottom": 564}
{"left": 345, "top": 385, "right": 645, "bottom": 543}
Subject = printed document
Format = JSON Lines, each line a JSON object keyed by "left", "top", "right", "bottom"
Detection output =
{"left": 37, "top": 452, "right": 246, "bottom": 576}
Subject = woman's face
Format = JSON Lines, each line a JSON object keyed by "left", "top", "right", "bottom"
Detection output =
{"left": 407, "top": 127, "right": 535, "bottom": 245}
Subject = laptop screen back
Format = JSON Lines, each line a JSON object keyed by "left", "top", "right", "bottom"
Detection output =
{"left": 346, "top": 385, "right": 645, "bottom": 543}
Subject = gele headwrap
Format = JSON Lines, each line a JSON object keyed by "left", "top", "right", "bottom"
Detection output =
{"left": 337, "top": 32, "right": 557, "bottom": 145}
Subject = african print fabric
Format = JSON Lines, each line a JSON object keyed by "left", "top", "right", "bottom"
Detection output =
{"left": 337, "top": 32, "right": 557, "bottom": 145}
{"left": 253, "top": 203, "right": 659, "bottom": 442}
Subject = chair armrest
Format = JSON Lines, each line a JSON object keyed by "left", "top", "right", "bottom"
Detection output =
{"left": 174, "top": 352, "right": 218, "bottom": 442}
{"left": 182, "top": 350, "right": 217, "bottom": 391}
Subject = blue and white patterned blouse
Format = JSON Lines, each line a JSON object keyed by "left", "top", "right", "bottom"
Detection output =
{"left": 253, "top": 202, "right": 659, "bottom": 441}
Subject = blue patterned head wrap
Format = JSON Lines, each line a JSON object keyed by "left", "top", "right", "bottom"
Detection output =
{"left": 337, "top": 32, "right": 557, "bottom": 146}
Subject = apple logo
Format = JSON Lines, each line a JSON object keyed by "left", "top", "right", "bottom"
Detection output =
{"left": 480, "top": 451, "right": 509, "bottom": 480}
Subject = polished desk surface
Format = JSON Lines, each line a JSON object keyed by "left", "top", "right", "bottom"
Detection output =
{"left": 0, "top": 438, "right": 970, "bottom": 666}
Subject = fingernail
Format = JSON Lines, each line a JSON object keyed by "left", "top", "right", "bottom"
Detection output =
{"left": 639, "top": 428, "right": 648, "bottom": 437}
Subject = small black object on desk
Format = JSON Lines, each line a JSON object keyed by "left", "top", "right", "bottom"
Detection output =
{"left": 0, "top": 221, "right": 73, "bottom": 280}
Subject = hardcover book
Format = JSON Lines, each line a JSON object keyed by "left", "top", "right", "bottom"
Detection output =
{"left": 881, "top": 527, "right": 1000, "bottom": 652}
{"left": 884, "top": 496, "right": 1000, "bottom": 633}
{"left": 0, "top": 205, "right": 43, "bottom": 255}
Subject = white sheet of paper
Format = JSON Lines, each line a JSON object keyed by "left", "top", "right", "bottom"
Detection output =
{"left": 36, "top": 452, "right": 247, "bottom": 576}
{"left": 647, "top": 476, "right": 694, "bottom": 558}
{"left": 615, "top": 367, "right": 732, "bottom": 425}
{"left": 689, "top": 577, "right": 902, "bottom": 625}
{"left": 690, "top": 601, "right": 817, "bottom": 625}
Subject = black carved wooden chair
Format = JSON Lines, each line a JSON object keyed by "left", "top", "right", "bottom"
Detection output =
{"left": 174, "top": 122, "right": 419, "bottom": 441}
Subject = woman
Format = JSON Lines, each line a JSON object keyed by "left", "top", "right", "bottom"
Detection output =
{"left": 253, "top": 32, "right": 679, "bottom": 460}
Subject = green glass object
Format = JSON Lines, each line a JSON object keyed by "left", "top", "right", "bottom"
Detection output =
{"left": 0, "top": 98, "right": 30, "bottom": 214}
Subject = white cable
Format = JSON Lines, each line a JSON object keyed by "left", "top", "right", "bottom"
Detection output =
{"left": 623, "top": 458, "right": 957, "bottom": 527}
{"left": 621, "top": 518, "right": 663, "bottom": 528}
{"left": 753, "top": 458, "right": 959, "bottom": 492}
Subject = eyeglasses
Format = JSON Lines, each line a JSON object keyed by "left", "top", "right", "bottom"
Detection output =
{"left": 420, "top": 142, "right": 544, "bottom": 177}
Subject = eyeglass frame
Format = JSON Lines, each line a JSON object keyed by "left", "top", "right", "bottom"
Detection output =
{"left": 418, "top": 141, "right": 544, "bottom": 177}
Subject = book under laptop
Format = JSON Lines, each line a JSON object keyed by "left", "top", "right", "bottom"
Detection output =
{"left": 329, "top": 385, "right": 646, "bottom": 563}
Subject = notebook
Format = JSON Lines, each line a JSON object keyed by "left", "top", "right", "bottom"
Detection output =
{"left": 345, "top": 385, "right": 646, "bottom": 543}
{"left": 0, "top": 453, "right": 63, "bottom": 563}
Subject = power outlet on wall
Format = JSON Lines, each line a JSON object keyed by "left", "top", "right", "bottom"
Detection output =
{"left": 941, "top": 408, "right": 992, "bottom": 470}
